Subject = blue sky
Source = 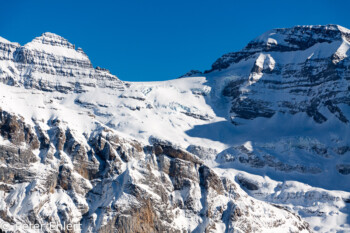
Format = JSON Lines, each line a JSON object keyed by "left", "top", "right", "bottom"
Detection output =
{"left": 1, "top": 0, "right": 349, "bottom": 81}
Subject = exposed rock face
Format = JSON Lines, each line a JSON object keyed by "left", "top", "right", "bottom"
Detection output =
{"left": 0, "top": 25, "right": 350, "bottom": 233}
{"left": 178, "top": 70, "right": 203, "bottom": 78}
{"left": 0, "top": 32, "right": 124, "bottom": 93}
{"left": 336, "top": 164, "right": 350, "bottom": 175}
{"left": 0, "top": 111, "right": 310, "bottom": 233}
{"left": 207, "top": 25, "right": 350, "bottom": 123}
{"left": 0, "top": 109, "right": 39, "bottom": 149}
{"left": 216, "top": 139, "right": 325, "bottom": 174}
{"left": 209, "top": 25, "right": 350, "bottom": 71}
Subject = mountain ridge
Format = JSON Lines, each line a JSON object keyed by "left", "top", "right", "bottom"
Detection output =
{"left": 0, "top": 25, "right": 349, "bottom": 232}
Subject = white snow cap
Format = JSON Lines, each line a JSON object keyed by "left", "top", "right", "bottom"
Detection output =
{"left": 0, "top": 36, "right": 12, "bottom": 44}
{"left": 29, "top": 32, "right": 75, "bottom": 49}
{"left": 24, "top": 32, "right": 90, "bottom": 61}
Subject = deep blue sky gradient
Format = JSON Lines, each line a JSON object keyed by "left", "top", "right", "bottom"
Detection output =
{"left": 1, "top": 0, "right": 349, "bottom": 81}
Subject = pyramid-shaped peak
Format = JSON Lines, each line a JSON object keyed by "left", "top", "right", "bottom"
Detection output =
{"left": 29, "top": 32, "right": 75, "bottom": 49}
{"left": 22, "top": 32, "right": 91, "bottom": 62}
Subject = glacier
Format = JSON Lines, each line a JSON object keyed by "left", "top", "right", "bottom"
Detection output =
{"left": 0, "top": 24, "right": 349, "bottom": 232}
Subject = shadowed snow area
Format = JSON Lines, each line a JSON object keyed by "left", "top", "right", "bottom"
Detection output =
{"left": 0, "top": 25, "right": 349, "bottom": 232}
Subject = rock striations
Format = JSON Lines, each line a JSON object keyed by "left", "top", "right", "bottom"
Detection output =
{"left": 0, "top": 32, "right": 124, "bottom": 93}
{"left": 0, "top": 25, "right": 349, "bottom": 233}
{"left": 206, "top": 25, "right": 350, "bottom": 124}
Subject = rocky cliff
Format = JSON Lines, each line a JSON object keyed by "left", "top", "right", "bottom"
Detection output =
{"left": 0, "top": 25, "right": 349, "bottom": 232}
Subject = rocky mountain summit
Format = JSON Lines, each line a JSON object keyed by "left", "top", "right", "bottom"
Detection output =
{"left": 0, "top": 32, "right": 124, "bottom": 93}
{"left": 204, "top": 25, "right": 350, "bottom": 124}
{"left": 0, "top": 25, "right": 349, "bottom": 233}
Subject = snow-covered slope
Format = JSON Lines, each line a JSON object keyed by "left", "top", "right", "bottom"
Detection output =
{"left": 0, "top": 25, "right": 349, "bottom": 233}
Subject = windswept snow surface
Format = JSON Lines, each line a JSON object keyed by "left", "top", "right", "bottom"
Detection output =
{"left": 0, "top": 74, "right": 348, "bottom": 231}
{"left": 0, "top": 25, "right": 350, "bottom": 232}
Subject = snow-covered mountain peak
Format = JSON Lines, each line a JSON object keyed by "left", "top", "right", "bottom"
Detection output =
{"left": 0, "top": 26, "right": 349, "bottom": 232}
{"left": 0, "top": 32, "right": 126, "bottom": 93}
{"left": 249, "top": 24, "right": 349, "bottom": 51}
{"left": 23, "top": 32, "right": 90, "bottom": 62}
{"left": 208, "top": 24, "right": 350, "bottom": 72}
{"left": 199, "top": 24, "right": 350, "bottom": 129}
{"left": 28, "top": 32, "right": 75, "bottom": 49}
